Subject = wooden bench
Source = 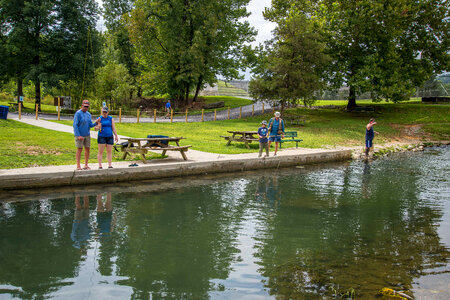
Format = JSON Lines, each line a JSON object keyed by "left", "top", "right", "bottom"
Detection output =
{"left": 279, "top": 131, "right": 303, "bottom": 148}
{"left": 8, "top": 102, "right": 18, "bottom": 112}
{"left": 352, "top": 106, "right": 375, "bottom": 113}
{"left": 119, "top": 137, "right": 192, "bottom": 162}
{"left": 283, "top": 114, "right": 306, "bottom": 126}
{"left": 221, "top": 131, "right": 259, "bottom": 149}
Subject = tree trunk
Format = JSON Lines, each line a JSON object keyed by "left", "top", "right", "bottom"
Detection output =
{"left": 35, "top": 79, "right": 41, "bottom": 111}
{"left": 185, "top": 84, "right": 190, "bottom": 107}
{"left": 347, "top": 85, "right": 357, "bottom": 110}
{"left": 17, "top": 77, "right": 23, "bottom": 109}
{"left": 193, "top": 76, "right": 203, "bottom": 103}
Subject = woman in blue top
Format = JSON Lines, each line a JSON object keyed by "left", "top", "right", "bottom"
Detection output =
{"left": 96, "top": 107, "right": 119, "bottom": 169}
{"left": 268, "top": 111, "right": 285, "bottom": 156}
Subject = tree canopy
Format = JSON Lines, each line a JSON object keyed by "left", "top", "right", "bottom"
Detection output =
{"left": 265, "top": 0, "right": 449, "bottom": 109}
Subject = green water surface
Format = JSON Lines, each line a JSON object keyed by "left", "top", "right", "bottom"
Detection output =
{"left": 0, "top": 147, "right": 449, "bottom": 299}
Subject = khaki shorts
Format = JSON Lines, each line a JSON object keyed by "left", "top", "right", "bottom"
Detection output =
{"left": 75, "top": 136, "right": 91, "bottom": 148}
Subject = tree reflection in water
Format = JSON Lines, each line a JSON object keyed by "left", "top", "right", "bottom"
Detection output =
{"left": 252, "top": 153, "right": 449, "bottom": 299}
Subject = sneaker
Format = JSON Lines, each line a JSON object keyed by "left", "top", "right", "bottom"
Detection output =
{"left": 273, "top": 153, "right": 277, "bottom": 156}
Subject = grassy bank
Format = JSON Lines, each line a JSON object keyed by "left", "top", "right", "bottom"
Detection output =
{"left": 54, "top": 102, "right": 450, "bottom": 152}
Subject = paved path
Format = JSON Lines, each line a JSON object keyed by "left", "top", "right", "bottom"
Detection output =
{"left": 7, "top": 101, "right": 276, "bottom": 123}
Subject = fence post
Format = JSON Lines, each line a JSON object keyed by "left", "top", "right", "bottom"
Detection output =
{"left": 214, "top": 109, "right": 216, "bottom": 121}
{"left": 262, "top": 103, "right": 264, "bottom": 114}
{"left": 228, "top": 107, "right": 230, "bottom": 120}
{"left": 154, "top": 109, "right": 156, "bottom": 123}
{"left": 252, "top": 104, "right": 254, "bottom": 117}
{"left": 239, "top": 106, "right": 242, "bottom": 119}
{"left": 57, "top": 97, "right": 61, "bottom": 121}
{"left": 201, "top": 109, "right": 204, "bottom": 122}
{"left": 35, "top": 103, "right": 38, "bottom": 120}
{"left": 185, "top": 108, "right": 188, "bottom": 123}
{"left": 18, "top": 101, "right": 22, "bottom": 120}
{"left": 119, "top": 108, "right": 122, "bottom": 123}
{"left": 170, "top": 109, "right": 173, "bottom": 123}
{"left": 137, "top": 109, "right": 140, "bottom": 123}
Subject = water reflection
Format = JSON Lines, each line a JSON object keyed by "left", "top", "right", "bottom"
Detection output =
{"left": 0, "top": 148, "right": 449, "bottom": 299}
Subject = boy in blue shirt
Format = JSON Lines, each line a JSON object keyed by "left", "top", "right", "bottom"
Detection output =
{"left": 258, "top": 120, "right": 269, "bottom": 157}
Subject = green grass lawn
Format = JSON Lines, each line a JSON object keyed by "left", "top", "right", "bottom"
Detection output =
{"left": 2, "top": 101, "right": 449, "bottom": 169}
{"left": 53, "top": 101, "right": 450, "bottom": 152}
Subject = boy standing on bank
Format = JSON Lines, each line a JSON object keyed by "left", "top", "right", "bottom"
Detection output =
{"left": 365, "top": 118, "right": 379, "bottom": 157}
{"left": 258, "top": 120, "right": 269, "bottom": 157}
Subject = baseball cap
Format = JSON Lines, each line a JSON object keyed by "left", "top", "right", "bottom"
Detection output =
{"left": 261, "top": 120, "right": 268, "bottom": 125}
{"left": 102, "top": 106, "right": 109, "bottom": 112}
{"left": 82, "top": 100, "right": 90, "bottom": 107}
{"left": 274, "top": 111, "right": 280, "bottom": 117}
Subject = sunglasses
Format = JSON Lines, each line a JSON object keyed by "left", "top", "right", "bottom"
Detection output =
{"left": 83, "top": 105, "right": 89, "bottom": 108}
{"left": 102, "top": 111, "right": 108, "bottom": 113}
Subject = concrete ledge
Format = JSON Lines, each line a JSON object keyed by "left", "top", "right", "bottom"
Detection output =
{"left": 0, "top": 150, "right": 351, "bottom": 190}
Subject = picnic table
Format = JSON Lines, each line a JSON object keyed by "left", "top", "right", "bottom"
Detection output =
{"left": 119, "top": 137, "right": 191, "bottom": 162}
{"left": 221, "top": 130, "right": 259, "bottom": 149}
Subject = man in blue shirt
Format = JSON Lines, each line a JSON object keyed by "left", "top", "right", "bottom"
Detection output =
{"left": 165, "top": 100, "right": 171, "bottom": 119}
{"left": 268, "top": 111, "right": 285, "bottom": 156}
{"left": 73, "top": 100, "right": 97, "bottom": 170}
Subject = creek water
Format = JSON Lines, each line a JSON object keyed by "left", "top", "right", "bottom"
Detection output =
{"left": 0, "top": 147, "right": 449, "bottom": 299}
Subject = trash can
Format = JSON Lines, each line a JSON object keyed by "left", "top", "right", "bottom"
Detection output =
{"left": 0, "top": 105, "right": 8, "bottom": 120}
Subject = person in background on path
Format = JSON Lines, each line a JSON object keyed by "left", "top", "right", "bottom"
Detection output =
{"left": 73, "top": 100, "right": 99, "bottom": 170}
{"left": 96, "top": 107, "right": 119, "bottom": 169}
{"left": 268, "top": 111, "right": 285, "bottom": 156}
{"left": 258, "top": 120, "right": 269, "bottom": 157}
{"left": 365, "top": 118, "right": 379, "bottom": 157}
{"left": 165, "top": 100, "right": 171, "bottom": 119}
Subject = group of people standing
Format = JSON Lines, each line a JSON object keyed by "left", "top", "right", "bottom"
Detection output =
{"left": 73, "top": 100, "right": 119, "bottom": 170}
{"left": 257, "top": 111, "right": 285, "bottom": 157}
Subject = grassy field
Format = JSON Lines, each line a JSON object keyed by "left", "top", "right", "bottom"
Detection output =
{"left": 53, "top": 102, "right": 450, "bottom": 151}
{"left": 1, "top": 101, "right": 448, "bottom": 169}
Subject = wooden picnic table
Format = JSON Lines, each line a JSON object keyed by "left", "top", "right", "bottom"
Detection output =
{"left": 221, "top": 130, "right": 259, "bottom": 149}
{"left": 119, "top": 137, "right": 191, "bottom": 162}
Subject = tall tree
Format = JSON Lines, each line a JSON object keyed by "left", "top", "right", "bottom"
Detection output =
{"left": 0, "top": 0, "right": 100, "bottom": 110}
{"left": 103, "top": 0, "right": 142, "bottom": 97}
{"left": 266, "top": 0, "right": 449, "bottom": 109}
{"left": 127, "top": 0, "right": 256, "bottom": 106}
{"left": 249, "top": 14, "right": 330, "bottom": 112}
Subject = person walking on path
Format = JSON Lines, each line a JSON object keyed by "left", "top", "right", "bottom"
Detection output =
{"left": 73, "top": 100, "right": 98, "bottom": 170}
{"left": 268, "top": 111, "right": 285, "bottom": 156}
{"left": 365, "top": 118, "right": 379, "bottom": 157}
{"left": 96, "top": 107, "right": 119, "bottom": 169}
{"left": 165, "top": 100, "right": 172, "bottom": 119}
{"left": 258, "top": 120, "right": 269, "bottom": 157}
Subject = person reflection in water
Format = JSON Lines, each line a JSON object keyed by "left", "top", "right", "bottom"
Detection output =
{"left": 362, "top": 161, "right": 371, "bottom": 199}
{"left": 71, "top": 195, "right": 91, "bottom": 250}
{"left": 96, "top": 192, "right": 115, "bottom": 239}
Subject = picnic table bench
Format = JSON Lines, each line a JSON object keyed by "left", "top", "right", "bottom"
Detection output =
{"left": 221, "top": 130, "right": 259, "bottom": 149}
{"left": 279, "top": 131, "right": 303, "bottom": 148}
{"left": 119, "top": 137, "right": 191, "bottom": 162}
{"left": 352, "top": 106, "right": 375, "bottom": 113}
{"left": 8, "top": 102, "right": 18, "bottom": 112}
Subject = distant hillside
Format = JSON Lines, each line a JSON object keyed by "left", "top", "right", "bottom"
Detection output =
{"left": 217, "top": 80, "right": 249, "bottom": 97}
